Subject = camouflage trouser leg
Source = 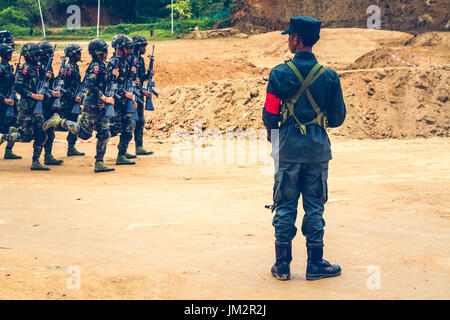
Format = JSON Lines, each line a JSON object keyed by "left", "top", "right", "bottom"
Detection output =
{"left": 44, "top": 127, "right": 55, "bottom": 155}
{"left": 66, "top": 113, "right": 79, "bottom": 148}
{"left": 75, "top": 105, "right": 111, "bottom": 162}
{"left": 118, "top": 113, "right": 136, "bottom": 155}
{"left": 134, "top": 102, "right": 145, "bottom": 148}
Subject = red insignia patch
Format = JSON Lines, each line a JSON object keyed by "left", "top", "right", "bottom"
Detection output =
{"left": 93, "top": 66, "right": 99, "bottom": 73}
{"left": 68, "top": 69, "right": 72, "bottom": 75}
{"left": 22, "top": 67, "right": 28, "bottom": 74}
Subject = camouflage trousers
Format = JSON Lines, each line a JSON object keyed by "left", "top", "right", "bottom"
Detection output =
{"left": 0, "top": 103, "right": 18, "bottom": 150}
{"left": 61, "top": 104, "right": 111, "bottom": 162}
{"left": 109, "top": 104, "right": 136, "bottom": 155}
{"left": 16, "top": 111, "right": 47, "bottom": 161}
{"left": 134, "top": 101, "right": 146, "bottom": 148}
{"left": 59, "top": 101, "right": 80, "bottom": 148}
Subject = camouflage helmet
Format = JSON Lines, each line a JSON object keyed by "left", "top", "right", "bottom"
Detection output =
{"left": 132, "top": 35, "right": 147, "bottom": 47}
{"left": 21, "top": 42, "right": 41, "bottom": 58}
{"left": 111, "top": 34, "right": 132, "bottom": 49}
{"left": 65, "top": 44, "right": 82, "bottom": 57}
{"left": 88, "top": 38, "right": 108, "bottom": 56}
{"left": 39, "top": 41, "right": 53, "bottom": 54}
{"left": 0, "top": 43, "right": 14, "bottom": 57}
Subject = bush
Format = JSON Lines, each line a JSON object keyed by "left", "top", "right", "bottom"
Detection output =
{"left": 0, "top": 7, "right": 30, "bottom": 27}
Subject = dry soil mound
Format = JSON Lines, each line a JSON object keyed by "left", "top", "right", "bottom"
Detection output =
{"left": 146, "top": 66, "right": 449, "bottom": 140}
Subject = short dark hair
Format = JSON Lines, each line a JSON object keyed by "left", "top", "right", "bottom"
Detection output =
{"left": 292, "top": 32, "right": 319, "bottom": 47}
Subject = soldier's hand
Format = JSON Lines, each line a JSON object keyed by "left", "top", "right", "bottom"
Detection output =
{"left": 75, "top": 96, "right": 82, "bottom": 104}
{"left": 142, "top": 90, "right": 152, "bottom": 98}
{"left": 51, "top": 91, "right": 61, "bottom": 98}
{"left": 101, "top": 95, "right": 114, "bottom": 105}
{"left": 136, "top": 78, "right": 140, "bottom": 86}
{"left": 60, "top": 69, "right": 66, "bottom": 77}
{"left": 133, "top": 101, "right": 137, "bottom": 109}
{"left": 125, "top": 92, "right": 134, "bottom": 100}
{"left": 3, "top": 98, "right": 15, "bottom": 106}
{"left": 112, "top": 69, "right": 119, "bottom": 78}
{"left": 131, "top": 66, "right": 136, "bottom": 74}
{"left": 151, "top": 69, "right": 155, "bottom": 76}
{"left": 31, "top": 93, "right": 44, "bottom": 101}
{"left": 46, "top": 71, "right": 52, "bottom": 79}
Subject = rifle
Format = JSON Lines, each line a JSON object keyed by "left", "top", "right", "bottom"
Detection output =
{"left": 71, "top": 73, "right": 87, "bottom": 114}
{"left": 50, "top": 47, "right": 68, "bottom": 111}
{"left": 33, "top": 44, "right": 56, "bottom": 114}
{"left": 5, "top": 51, "right": 22, "bottom": 117}
{"left": 124, "top": 44, "right": 142, "bottom": 120}
{"left": 103, "top": 45, "right": 120, "bottom": 118}
{"left": 144, "top": 44, "right": 158, "bottom": 111}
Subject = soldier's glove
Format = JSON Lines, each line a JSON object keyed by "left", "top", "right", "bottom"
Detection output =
{"left": 3, "top": 98, "right": 15, "bottom": 106}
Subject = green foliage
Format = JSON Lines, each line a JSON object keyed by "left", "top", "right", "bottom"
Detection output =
{"left": 0, "top": 7, "right": 30, "bottom": 27}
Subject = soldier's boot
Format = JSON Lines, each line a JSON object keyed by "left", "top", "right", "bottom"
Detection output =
{"left": 94, "top": 161, "right": 115, "bottom": 173}
{"left": 116, "top": 154, "right": 136, "bottom": 165}
{"left": 67, "top": 146, "right": 85, "bottom": 157}
{"left": 44, "top": 153, "right": 64, "bottom": 166}
{"left": 43, "top": 113, "right": 62, "bottom": 131}
{"left": 124, "top": 151, "right": 137, "bottom": 159}
{"left": 305, "top": 242, "right": 341, "bottom": 281}
{"left": 135, "top": 146, "right": 154, "bottom": 156}
{"left": 31, "top": 160, "right": 50, "bottom": 171}
{"left": 4, "top": 148, "right": 22, "bottom": 160}
{"left": 271, "top": 241, "right": 292, "bottom": 281}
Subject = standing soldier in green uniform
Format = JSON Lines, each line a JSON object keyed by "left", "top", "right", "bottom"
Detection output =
{"left": 108, "top": 34, "right": 138, "bottom": 165}
{"left": 263, "top": 16, "right": 346, "bottom": 281}
{"left": 39, "top": 41, "right": 64, "bottom": 166}
{"left": 60, "top": 44, "right": 85, "bottom": 157}
{"left": 11, "top": 43, "right": 49, "bottom": 170}
{"left": 44, "top": 39, "right": 115, "bottom": 173}
{"left": 0, "top": 43, "right": 21, "bottom": 160}
{"left": 130, "top": 35, "right": 154, "bottom": 156}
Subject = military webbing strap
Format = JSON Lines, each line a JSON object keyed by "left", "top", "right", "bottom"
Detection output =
{"left": 281, "top": 61, "right": 327, "bottom": 135}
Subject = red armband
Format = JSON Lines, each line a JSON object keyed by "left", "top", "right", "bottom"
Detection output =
{"left": 264, "top": 92, "right": 281, "bottom": 114}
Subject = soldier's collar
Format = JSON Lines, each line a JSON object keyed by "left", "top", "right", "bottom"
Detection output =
{"left": 293, "top": 51, "right": 317, "bottom": 61}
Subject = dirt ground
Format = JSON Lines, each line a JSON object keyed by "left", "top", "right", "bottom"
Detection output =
{"left": 2, "top": 28, "right": 449, "bottom": 299}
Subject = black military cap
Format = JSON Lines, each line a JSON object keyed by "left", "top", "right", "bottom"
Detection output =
{"left": 281, "top": 16, "right": 321, "bottom": 43}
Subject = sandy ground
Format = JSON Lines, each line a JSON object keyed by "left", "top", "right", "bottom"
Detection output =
{"left": 0, "top": 135, "right": 449, "bottom": 299}
{"left": 2, "top": 28, "right": 449, "bottom": 299}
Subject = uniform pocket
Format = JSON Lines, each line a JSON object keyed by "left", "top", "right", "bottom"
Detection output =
{"left": 273, "top": 168, "right": 286, "bottom": 204}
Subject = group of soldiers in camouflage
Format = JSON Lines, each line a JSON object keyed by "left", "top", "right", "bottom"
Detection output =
{"left": 0, "top": 34, "right": 155, "bottom": 173}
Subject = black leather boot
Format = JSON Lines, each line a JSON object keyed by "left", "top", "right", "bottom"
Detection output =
{"left": 271, "top": 241, "right": 292, "bottom": 281}
{"left": 306, "top": 242, "right": 341, "bottom": 280}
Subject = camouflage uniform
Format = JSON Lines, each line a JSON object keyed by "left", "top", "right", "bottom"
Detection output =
{"left": 39, "top": 41, "right": 63, "bottom": 165}
{"left": 14, "top": 49, "right": 48, "bottom": 165}
{"left": 45, "top": 39, "right": 114, "bottom": 172}
{"left": 107, "top": 55, "right": 136, "bottom": 156}
{"left": 60, "top": 55, "right": 82, "bottom": 150}
{"left": 0, "top": 49, "right": 20, "bottom": 158}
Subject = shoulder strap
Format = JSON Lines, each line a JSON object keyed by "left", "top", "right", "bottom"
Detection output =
{"left": 286, "top": 61, "right": 325, "bottom": 116}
